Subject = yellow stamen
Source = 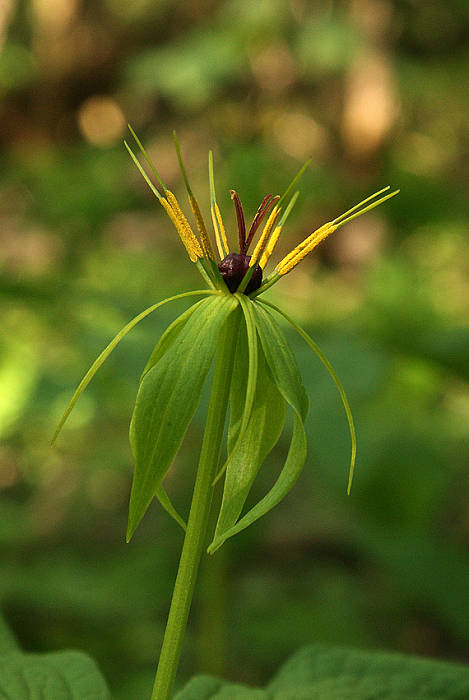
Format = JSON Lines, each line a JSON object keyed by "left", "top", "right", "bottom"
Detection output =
{"left": 163, "top": 191, "right": 203, "bottom": 262}
{"left": 259, "top": 225, "right": 282, "bottom": 269}
{"left": 211, "top": 208, "right": 224, "bottom": 259}
{"left": 250, "top": 205, "right": 281, "bottom": 267}
{"left": 277, "top": 222, "right": 333, "bottom": 274}
{"left": 215, "top": 204, "right": 229, "bottom": 256}
{"left": 277, "top": 223, "right": 337, "bottom": 275}
{"left": 189, "top": 194, "right": 215, "bottom": 260}
{"left": 277, "top": 187, "right": 399, "bottom": 276}
{"left": 259, "top": 191, "right": 299, "bottom": 269}
{"left": 172, "top": 131, "right": 216, "bottom": 262}
{"left": 211, "top": 203, "right": 229, "bottom": 259}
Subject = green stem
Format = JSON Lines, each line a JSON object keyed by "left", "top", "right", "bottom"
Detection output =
{"left": 195, "top": 483, "right": 228, "bottom": 677}
{"left": 151, "top": 309, "right": 239, "bottom": 700}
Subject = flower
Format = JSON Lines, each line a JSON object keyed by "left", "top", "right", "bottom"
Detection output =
{"left": 54, "top": 130, "right": 398, "bottom": 550}
{"left": 125, "top": 127, "right": 398, "bottom": 299}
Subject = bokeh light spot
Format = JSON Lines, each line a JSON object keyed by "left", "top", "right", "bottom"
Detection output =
{"left": 77, "top": 96, "right": 126, "bottom": 147}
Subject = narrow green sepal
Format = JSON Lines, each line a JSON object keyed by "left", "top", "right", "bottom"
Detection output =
{"left": 208, "top": 150, "right": 217, "bottom": 209}
{"left": 173, "top": 131, "right": 192, "bottom": 196}
{"left": 128, "top": 124, "right": 167, "bottom": 191}
{"left": 259, "top": 299, "right": 357, "bottom": 494}
{"left": 52, "top": 290, "right": 216, "bottom": 445}
{"left": 277, "top": 159, "right": 311, "bottom": 209}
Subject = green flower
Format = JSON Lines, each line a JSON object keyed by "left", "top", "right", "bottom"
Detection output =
{"left": 53, "top": 130, "right": 398, "bottom": 551}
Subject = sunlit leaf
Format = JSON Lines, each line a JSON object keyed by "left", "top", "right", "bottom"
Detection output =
{"left": 140, "top": 298, "right": 208, "bottom": 381}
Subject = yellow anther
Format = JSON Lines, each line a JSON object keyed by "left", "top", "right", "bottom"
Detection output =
{"left": 277, "top": 222, "right": 337, "bottom": 275}
{"left": 215, "top": 204, "right": 229, "bottom": 256}
{"left": 211, "top": 208, "right": 223, "bottom": 259}
{"left": 258, "top": 191, "right": 299, "bottom": 270}
{"left": 276, "top": 187, "right": 399, "bottom": 276}
{"left": 189, "top": 195, "right": 215, "bottom": 260}
{"left": 172, "top": 131, "right": 215, "bottom": 262}
{"left": 163, "top": 191, "right": 203, "bottom": 262}
{"left": 259, "top": 225, "right": 282, "bottom": 269}
{"left": 211, "top": 203, "right": 229, "bottom": 260}
{"left": 277, "top": 222, "right": 332, "bottom": 273}
{"left": 250, "top": 205, "right": 281, "bottom": 267}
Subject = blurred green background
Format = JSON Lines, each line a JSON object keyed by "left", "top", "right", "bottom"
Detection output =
{"left": 1, "top": 0, "right": 469, "bottom": 696}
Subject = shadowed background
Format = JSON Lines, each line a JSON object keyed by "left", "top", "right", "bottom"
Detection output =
{"left": 1, "top": 0, "right": 469, "bottom": 696}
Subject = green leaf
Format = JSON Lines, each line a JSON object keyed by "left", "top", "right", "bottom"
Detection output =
{"left": 174, "top": 676, "right": 263, "bottom": 699}
{"left": 0, "top": 614, "right": 109, "bottom": 697}
{"left": 214, "top": 411, "right": 306, "bottom": 548}
{"left": 127, "top": 294, "right": 237, "bottom": 540}
{"left": 208, "top": 329, "right": 286, "bottom": 553}
{"left": 207, "top": 302, "right": 308, "bottom": 549}
{"left": 268, "top": 645, "right": 469, "bottom": 699}
{"left": 237, "top": 297, "right": 259, "bottom": 442}
{"left": 254, "top": 302, "right": 308, "bottom": 421}
{"left": 0, "top": 650, "right": 110, "bottom": 699}
{"left": 140, "top": 298, "right": 208, "bottom": 381}
{"left": 213, "top": 295, "right": 258, "bottom": 485}
{"left": 259, "top": 299, "right": 356, "bottom": 494}
{"left": 52, "top": 290, "right": 216, "bottom": 444}
{"left": 175, "top": 644, "right": 469, "bottom": 699}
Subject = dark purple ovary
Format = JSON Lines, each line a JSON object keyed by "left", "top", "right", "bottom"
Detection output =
{"left": 218, "top": 253, "right": 263, "bottom": 294}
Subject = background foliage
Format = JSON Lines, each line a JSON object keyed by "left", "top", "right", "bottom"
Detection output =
{"left": 1, "top": 0, "right": 468, "bottom": 696}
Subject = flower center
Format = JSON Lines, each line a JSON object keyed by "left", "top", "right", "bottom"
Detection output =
{"left": 218, "top": 253, "right": 263, "bottom": 294}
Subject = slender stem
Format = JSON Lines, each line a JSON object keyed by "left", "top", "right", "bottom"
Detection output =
{"left": 151, "top": 309, "right": 240, "bottom": 700}
{"left": 196, "top": 480, "right": 228, "bottom": 676}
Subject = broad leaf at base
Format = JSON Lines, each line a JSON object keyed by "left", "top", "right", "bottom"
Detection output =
{"left": 175, "top": 644, "right": 469, "bottom": 699}
{"left": 0, "top": 650, "right": 110, "bottom": 699}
